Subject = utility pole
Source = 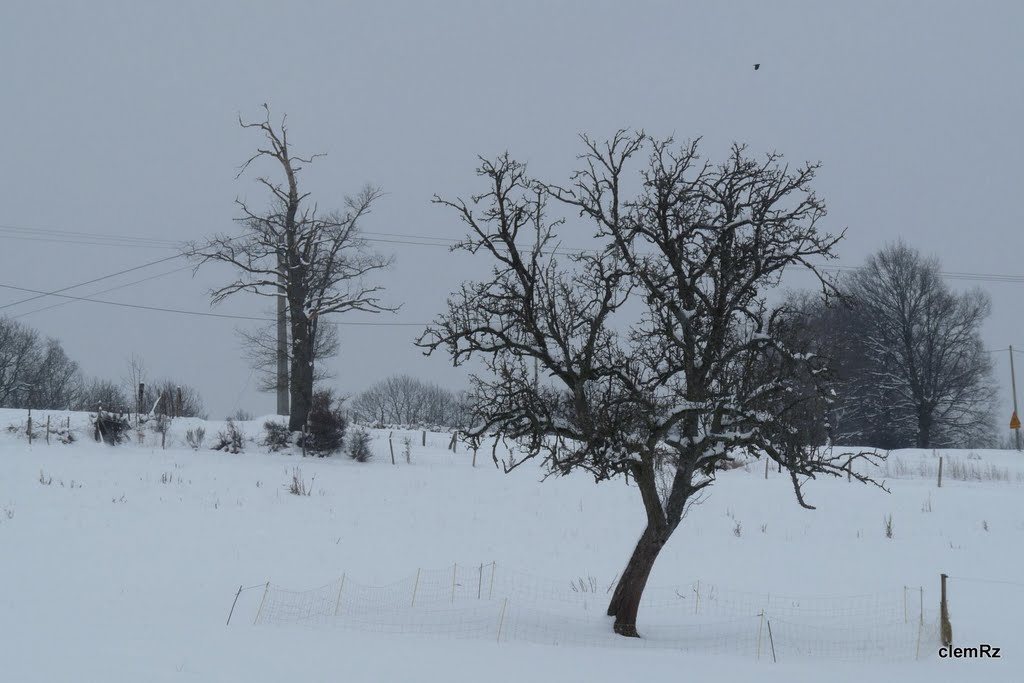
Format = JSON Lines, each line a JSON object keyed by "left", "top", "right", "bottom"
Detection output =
{"left": 1010, "top": 346, "right": 1020, "bottom": 451}
{"left": 276, "top": 251, "right": 289, "bottom": 417}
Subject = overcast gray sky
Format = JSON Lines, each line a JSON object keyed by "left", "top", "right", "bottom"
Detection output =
{"left": 1, "top": 1, "right": 1021, "bottom": 429}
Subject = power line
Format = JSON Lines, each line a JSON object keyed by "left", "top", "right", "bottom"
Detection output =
{"left": 11, "top": 265, "right": 194, "bottom": 319}
{"left": 0, "top": 222, "right": 181, "bottom": 247}
{"left": 3, "top": 219, "right": 1023, "bottom": 288}
{"left": 0, "top": 252, "right": 184, "bottom": 312}
{"left": 0, "top": 282, "right": 426, "bottom": 327}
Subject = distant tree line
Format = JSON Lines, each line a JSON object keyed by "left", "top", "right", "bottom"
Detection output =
{"left": 350, "top": 374, "right": 470, "bottom": 428}
{"left": 0, "top": 317, "right": 205, "bottom": 417}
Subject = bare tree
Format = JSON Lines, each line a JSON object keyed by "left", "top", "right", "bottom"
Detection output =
{"left": 29, "top": 338, "right": 83, "bottom": 409}
{"left": 0, "top": 317, "right": 41, "bottom": 408}
{"left": 188, "top": 106, "right": 396, "bottom": 430}
{"left": 846, "top": 242, "right": 995, "bottom": 448}
{"left": 75, "top": 378, "right": 129, "bottom": 413}
{"left": 237, "top": 319, "right": 339, "bottom": 394}
{"left": 0, "top": 318, "right": 83, "bottom": 410}
{"left": 144, "top": 379, "right": 206, "bottom": 418}
{"left": 351, "top": 374, "right": 468, "bottom": 426}
{"left": 418, "top": 133, "right": 884, "bottom": 637}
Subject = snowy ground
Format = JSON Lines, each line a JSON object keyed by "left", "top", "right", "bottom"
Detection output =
{"left": 1, "top": 409, "right": 1022, "bottom": 681}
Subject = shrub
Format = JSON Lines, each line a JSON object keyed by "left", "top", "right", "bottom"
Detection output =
{"left": 302, "top": 389, "right": 348, "bottom": 456}
{"left": 262, "top": 420, "right": 293, "bottom": 452}
{"left": 287, "top": 467, "right": 314, "bottom": 496}
{"left": 185, "top": 427, "right": 206, "bottom": 450}
{"left": 348, "top": 428, "right": 373, "bottom": 462}
{"left": 212, "top": 419, "right": 244, "bottom": 454}
{"left": 93, "top": 411, "right": 130, "bottom": 445}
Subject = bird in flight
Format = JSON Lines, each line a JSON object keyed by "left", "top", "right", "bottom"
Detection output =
{"left": 753, "top": 64, "right": 760, "bottom": 70}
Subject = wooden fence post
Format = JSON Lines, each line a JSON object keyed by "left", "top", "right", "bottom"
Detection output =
{"left": 422, "top": 430, "right": 426, "bottom": 447}
{"left": 938, "top": 456, "right": 943, "bottom": 488}
{"left": 226, "top": 584, "right": 243, "bottom": 625}
{"left": 389, "top": 432, "right": 395, "bottom": 465}
{"left": 940, "top": 573, "right": 952, "bottom": 647}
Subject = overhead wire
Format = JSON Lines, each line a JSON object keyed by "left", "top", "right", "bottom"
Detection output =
{"left": 0, "top": 282, "right": 426, "bottom": 327}
{"left": 10, "top": 265, "right": 195, "bottom": 319}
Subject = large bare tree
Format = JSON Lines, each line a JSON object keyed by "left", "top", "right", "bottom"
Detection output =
{"left": 418, "top": 133, "right": 883, "bottom": 637}
{"left": 189, "top": 106, "right": 395, "bottom": 430}
{"left": 846, "top": 242, "right": 995, "bottom": 448}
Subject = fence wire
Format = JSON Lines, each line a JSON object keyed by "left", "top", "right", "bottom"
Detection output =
{"left": 251, "top": 563, "right": 937, "bottom": 662}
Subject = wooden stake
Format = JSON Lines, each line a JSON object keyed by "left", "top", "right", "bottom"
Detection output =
{"left": 496, "top": 598, "right": 508, "bottom": 642}
{"left": 334, "top": 573, "right": 346, "bottom": 616}
{"left": 938, "top": 456, "right": 943, "bottom": 488}
{"left": 411, "top": 568, "right": 421, "bottom": 607}
{"left": 766, "top": 616, "right": 777, "bottom": 663}
{"left": 489, "top": 561, "right": 496, "bottom": 600}
{"left": 137, "top": 383, "right": 145, "bottom": 428}
{"left": 764, "top": 458, "right": 769, "bottom": 480}
{"left": 422, "top": 430, "right": 426, "bottom": 447}
{"left": 756, "top": 610, "right": 765, "bottom": 659}
{"left": 940, "top": 573, "right": 952, "bottom": 647}
{"left": 389, "top": 432, "right": 395, "bottom": 465}
{"left": 226, "top": 584, "right": 243, "bottom": 625}
{"left": 253, "top": 582, "right": 270, "bottom": 625}
{"left": 46, "top": 416, "right": 50, "bottom": 445}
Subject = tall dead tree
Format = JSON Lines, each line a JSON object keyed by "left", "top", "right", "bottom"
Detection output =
{"left": 418, "top": 133, "right": 884, "bottom": 637}
{"left": 189, "top": 106, "right": 395, "bottom": 431}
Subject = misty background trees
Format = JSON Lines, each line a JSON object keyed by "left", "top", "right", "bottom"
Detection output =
{"left": 783, "top": 242, "right": 996, "bottom": 449}
{"left": 350, "top": 374, "right": 470, "bottom": 427}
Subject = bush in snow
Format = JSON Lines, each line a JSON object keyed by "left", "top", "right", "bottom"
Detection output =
{"left": 262, "top": 420, "right": 293, "bottom": 452}
{"left": 185, "top": 427, "right": 206, "bottom": 450}
{"left": 212, "top": 419, "right": 244, "bottom": 454}
{"left": 347, "top": 428, "right": 373, "bottom": 462}
{"left": 301, "top": 389, "right": 348, "bottom": 456}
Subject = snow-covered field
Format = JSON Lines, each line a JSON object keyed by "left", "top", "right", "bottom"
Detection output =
{"left": 1, "top": 409, "right": 1022, "bottom": 681}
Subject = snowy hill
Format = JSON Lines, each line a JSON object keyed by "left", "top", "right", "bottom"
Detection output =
{"left": 1, "top": 409, "right": 1022, "bottom": 681}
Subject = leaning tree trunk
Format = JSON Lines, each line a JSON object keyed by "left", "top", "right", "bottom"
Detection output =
{"left": 606, "top": 524, "right": 669, "bottom": 637}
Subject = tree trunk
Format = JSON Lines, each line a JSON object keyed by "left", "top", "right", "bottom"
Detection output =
{"left": 288, "top": 313, "right": 315, "bottom": 432}
{"left": 916, "top": 409, "right": 932, "bottom": 448}
{"left": 606, "top": 525, "right": 667, "bottom": 637}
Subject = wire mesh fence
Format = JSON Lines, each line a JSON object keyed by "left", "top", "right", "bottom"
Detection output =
{"left": 249, "top": 562, "right": 937, "bottom": 662}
